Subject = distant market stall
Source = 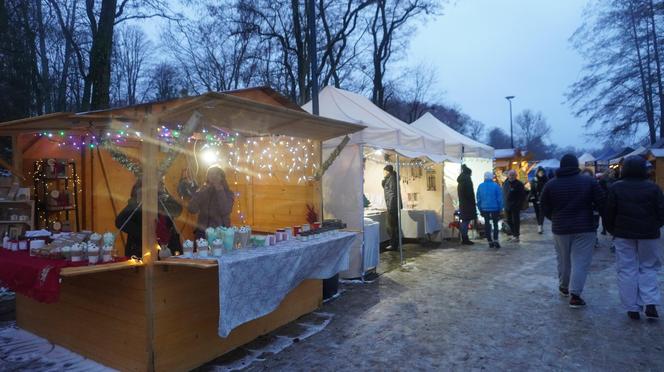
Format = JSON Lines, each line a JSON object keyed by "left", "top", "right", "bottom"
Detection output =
{"left": 493, "top": 148, "right": 531, "bottom": 183}
{"left": 0, "top": 88, "right": 362, "bottom": 371}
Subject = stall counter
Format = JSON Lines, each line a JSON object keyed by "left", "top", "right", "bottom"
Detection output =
{"left": 12, "top": 231, "right": 357, "bottom": 371}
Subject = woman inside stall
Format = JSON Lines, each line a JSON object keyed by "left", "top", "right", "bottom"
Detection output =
{"left": 188, "top": 165, "right": 235, "bottom": 238}
{"left": 116, "top": 179, "right": 183, "bottom": 258}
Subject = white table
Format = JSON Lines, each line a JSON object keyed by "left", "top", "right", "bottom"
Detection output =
{"left": 341, "top": 219, "right": 380, "bottom": 279}
{"left": 364, "top": 209, "right": 389, "bottom": 242}
{"left": 400, "top": 209, "right": 441, "bottom": 239}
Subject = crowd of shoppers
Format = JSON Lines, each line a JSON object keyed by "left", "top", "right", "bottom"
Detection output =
{"left": 458, "top": 154, "right": 662, "bottom": 320}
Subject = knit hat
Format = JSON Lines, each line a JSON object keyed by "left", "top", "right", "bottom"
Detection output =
{"left": 384, "top": 165, "right": 394, "bottom": 173}
{"left": 560, "top": 153, "right": 579, "bottom": 169}
{"left": 484, "top": 171, "right": 493, "bottom": 180}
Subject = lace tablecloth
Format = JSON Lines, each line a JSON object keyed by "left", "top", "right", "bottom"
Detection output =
{"left": 186, "top": 231, "right": 357, "bottom": 337}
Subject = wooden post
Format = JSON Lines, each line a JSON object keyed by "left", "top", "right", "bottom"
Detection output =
{"left": 140, "top": 114, "right": 159, "bottom": 371}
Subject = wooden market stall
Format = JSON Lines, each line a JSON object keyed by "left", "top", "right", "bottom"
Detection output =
{"left": 493, "top": 148, "right": 532, "bottom": 183}
{"left": 0, "top": 88, "right": 363, "bottom": 371}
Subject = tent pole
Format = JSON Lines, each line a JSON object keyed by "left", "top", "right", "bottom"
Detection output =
{"left": 396, "top": 153, "right": 404, "bottom": 266}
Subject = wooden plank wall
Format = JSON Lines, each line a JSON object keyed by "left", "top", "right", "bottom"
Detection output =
{"left": 657, "top": 158, "right": 664, "bottom": 190}
{"left": 16, "top": 269, "right": 149, "bottom": 371}
{"left": 152, "top": 265, "right": 322, "bottom": 371}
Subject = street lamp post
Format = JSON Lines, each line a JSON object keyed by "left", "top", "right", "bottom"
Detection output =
{"left": 505, "top": 96, "right": 515, "bottom": 148}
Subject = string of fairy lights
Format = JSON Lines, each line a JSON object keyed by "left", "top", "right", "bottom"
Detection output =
{"left": 31, "top": 124, "right": 320, "bottom": 228}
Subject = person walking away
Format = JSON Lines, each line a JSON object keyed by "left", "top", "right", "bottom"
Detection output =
{"left": 581, "top": 168, "right": 601, "bottom": 248}
{"left": 457, "top": 164, "right": 477, "bottom": 245}
{"left": 382, "top": 165, "right": 401, "bottom": 250}
{"left": 541, "top": 154, "right": 606, "bottom": 308}
{"left": 604, "top": 156, "right": 664, "bottom": 320}
{"left": 502, "top": 170, "right": 526, "bottom": 242}
{"left": 477, "top": 171, "right": 503, "bottom": 248}
{"left": 529, "top": 167, "right": 549, "bottom": 234}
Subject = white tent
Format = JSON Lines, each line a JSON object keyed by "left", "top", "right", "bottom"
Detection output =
{"left": 303, "top": 86, "right": 448, "bottom": 161}
{"left": 410, "top": 112, "right": 495, "bottom": 236}
{"left": 411, "top": 112, "right": 495, "bottom": 159}
{"left": 578, "top": 153, "right": 596, "bottom": 167}
{"left": 303, "top": 87, "right": 453, "bottom": 278}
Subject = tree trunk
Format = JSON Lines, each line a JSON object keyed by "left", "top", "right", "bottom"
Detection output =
{"left": 629, "top": 3, "right": 657, "bottom": 143}
{"left": 89, "top": 0, "right": 118, "bottom": 110}
{"left": 36, "top": 1, "right": 51, "bottom": 113}
{"left": 291, "top": 0, "right": 308, "bottom": 104}
{"left": 648, "top": 0, "right": 664, "bottom": 139}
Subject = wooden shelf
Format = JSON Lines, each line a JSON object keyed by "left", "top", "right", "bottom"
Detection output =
{"left": 155, "top": 257, "right": 218, "bottom": 269}
{"left": 0, "top": 200, "right": 34, "bottom": 204}
{"left": 60, "top": 260, "right": 143, "bottom": 277}
{"left": 0, "top": 220, "right": 32, "bottom": 225}
{"left": 46, "top": 206, "right": 76, "bottom": 212}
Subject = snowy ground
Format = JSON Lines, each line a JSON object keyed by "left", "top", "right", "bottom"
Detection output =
{"left": 1, "top": 218, "right": 663, "bottom": 371}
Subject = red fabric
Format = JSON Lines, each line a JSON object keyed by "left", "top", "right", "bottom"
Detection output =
{"left": 155, "top": 215, "right": 171, "bottom": 246}
{"left": 0, "top": 249, "right": 127, "bottom": 304}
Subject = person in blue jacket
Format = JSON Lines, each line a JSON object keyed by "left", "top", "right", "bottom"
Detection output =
{"left": 476, "top": 171, "right": 504, "bottom": 248}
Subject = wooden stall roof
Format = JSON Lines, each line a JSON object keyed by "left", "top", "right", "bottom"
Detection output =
{"left": 0, "top": 88, "right": 365, "bottom": 140}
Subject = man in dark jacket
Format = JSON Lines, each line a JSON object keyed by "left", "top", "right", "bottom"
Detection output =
{"left": 605, "top": 156, "right": 664, "bottom": 320}
{"left": 529, "top": 167, "right": 549, "bottom": 234}
{"left": 502, "top": 170, "right": 526, "bottom": 242}
{"left": 598, "top": 169, "right": 617, "bottom": 235}
{"left": 541, "top": 154, "right": 606, "bottom": 309}
{"left": 382, "top": 165, "right": 400, "bottom": 250}
{"left": 457, "top": 164, "right": 477, "bottom": 245}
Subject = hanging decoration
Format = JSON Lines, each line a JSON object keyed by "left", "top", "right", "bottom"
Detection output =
{"left": 314, "top": 135, "right": 349, "bottom": 181}
{"left": 100, "top": 141, "right": 142, "bottom": 176}
{"left": 365, "top": 153, "right": 434, "bottom": 170}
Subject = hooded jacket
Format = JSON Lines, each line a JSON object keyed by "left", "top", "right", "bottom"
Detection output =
{"left": 457, "top": 165, "right": 477, "bottom": 220}
{"left": 605, "top": 156, "right": 664, "bottom": 239}
{"left": 529, "top": 167, "right": 549, "bottom": 203}
{"left": 477, "top": 179, "right": 503, "bottom": 213}
{"left": 540, "top": 166, "right": 605, "bottom": 235}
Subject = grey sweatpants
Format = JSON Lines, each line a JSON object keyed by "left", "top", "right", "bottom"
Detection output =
{"left": 553, "top": 232, "right": 596, "bottom": 296}
{"left": 614, "top": 238, "right": 662, "bottom": 312}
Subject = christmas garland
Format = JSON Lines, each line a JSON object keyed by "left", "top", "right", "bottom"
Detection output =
{"left": 101, "top": 140, "right": 142, "bottom": 176}
{"left": 314, "top": 135, "right": 350, "bottom": 180}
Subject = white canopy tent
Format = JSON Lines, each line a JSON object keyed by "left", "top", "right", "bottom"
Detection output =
{"left": 411, "top": 112, "right": 494, "bottom": 159}
{"left": 410, "top": 112, "right": 495, "bottom": 235}
{"left": 578, "top": 153, "right": 596, "bottom": 167}
{"left": 303, "top": 86, "right": 453, "bottom": 277}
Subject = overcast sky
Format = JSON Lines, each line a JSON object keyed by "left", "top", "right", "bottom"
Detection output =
{"left": 406, "top": 0, "right": 590, "bottom": 148}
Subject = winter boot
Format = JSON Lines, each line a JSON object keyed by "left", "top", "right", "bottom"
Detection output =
{"left": 645, "top": 305, "right": 659, "bottom": 319}
{"left": 537, "top": 225, "right": 543, "bottom": 234}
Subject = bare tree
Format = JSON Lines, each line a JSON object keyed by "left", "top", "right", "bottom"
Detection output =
{"left": 147, "top": 62, "right": 181, "bottom": 101}
{"left": 114, "top": 25, "right": 151, "bottom": 105}
{"left": 163, "top": 5, "right": 256, "bottom": 94}
{"left": 48, "top": 0, "right": 174, "bottom": 110}
{"left": 367, "top": 0, "right": 438, "bottom": 108}
{"left": 514, "top": 109, "right": 551, "bottom": 151}
{"left": 568, "top": 0, "right": 664, "bottom": 144}
{"left": 464, "top": 119, "right": 485, "bottom": 141}
{"left": 388, "top": 63, "right": 440, "bottom": 122}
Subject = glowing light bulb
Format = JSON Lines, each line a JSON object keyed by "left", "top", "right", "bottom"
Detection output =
{"left": 201, "top": 148, "right": 219, "bottom": 164}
